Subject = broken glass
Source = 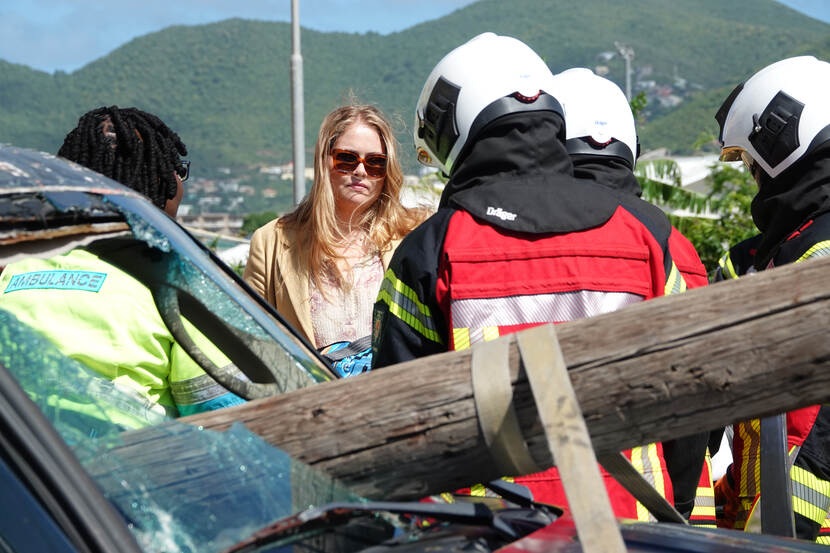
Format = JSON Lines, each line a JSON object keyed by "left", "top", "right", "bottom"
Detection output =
{"left": 0, "top": 309, "right": 359, "bottom": 553}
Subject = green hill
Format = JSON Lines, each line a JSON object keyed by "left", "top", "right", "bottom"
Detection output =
{"left": 1, "top": 0, "right": 828, "bottom": 176}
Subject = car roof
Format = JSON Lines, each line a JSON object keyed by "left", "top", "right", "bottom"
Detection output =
{"left": 0, "top": 143, "right": 140, "bottom": 198}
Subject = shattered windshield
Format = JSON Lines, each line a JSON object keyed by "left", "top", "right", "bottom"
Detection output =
{"left": 0, "top": 146, "right": 360, "bottom": 551}
{"left": 0, "top": 309, "right": 362, "bottom": 553}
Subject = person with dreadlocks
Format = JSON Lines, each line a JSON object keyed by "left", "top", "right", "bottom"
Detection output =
{"left": 0, "top": 106, "right": 245, "bottom": 419}
{"left": 57, "top": 106, "right": 188, "bottom": 216}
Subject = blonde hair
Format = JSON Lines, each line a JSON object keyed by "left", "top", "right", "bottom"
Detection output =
{"left": 279, "top": 104, "right": 427, "bottom": 290}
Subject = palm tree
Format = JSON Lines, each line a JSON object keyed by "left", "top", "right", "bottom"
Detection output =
{"left": 635, "top": 157, "right": 757, "bottom": 276}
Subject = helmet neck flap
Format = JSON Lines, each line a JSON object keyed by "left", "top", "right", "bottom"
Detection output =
{"left": 750, "top": 141, "right": 830, "bottom": 269}
{"left": 571, "top": 154, "right": 642, "bottom": 197}
{"left": 439, "top": 111, "right": 620, "bottom": 235}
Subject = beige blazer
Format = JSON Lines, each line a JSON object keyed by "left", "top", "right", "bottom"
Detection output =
{"left": 243, "top": 219, "right": 400, "bottom": 349}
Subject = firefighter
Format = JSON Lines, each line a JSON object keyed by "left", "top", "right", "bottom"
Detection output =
{"left": 371, "top": 33, "right": 690, "bottom": 521}
{"left": 0, "top": 107, "right": 245, "bottom": 419}
{"left": 551, "top": 67, "right": 708, "bottom": 287}
{"left": 715, "top": 55, "right": 830, "bottom": 542}
{"left": 549, "top": 67, "right": 715, "bottom": 527}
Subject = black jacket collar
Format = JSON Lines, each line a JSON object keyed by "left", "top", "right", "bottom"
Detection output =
{"left": 752, "top": 142, "right": 830, "bottom": 269}
{"left": 439, "top": 112, "right": 620, "bottom": 234}
{"left": 572, "top": 155, "right": 642, "bottom": 196}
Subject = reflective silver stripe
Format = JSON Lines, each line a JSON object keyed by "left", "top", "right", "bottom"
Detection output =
{"left": 796, "top": 240, "right": 830, "bottom": 263}
{"left": 451, "top": 290, "right": 643, "bottom": 330}
{"left": 791, "top": 464, "right": 830, "bottom": 525}
{"left": 171, "top": 363, "right": 249, "bottom": 406}
{"left": 378, "top": 270, "right": 442, "bottom": 343}
{"left": 633, "top": 445, "right": 658, "bottom": 522}
{"left": 665, "top": 261, "right": 687, "bottom": 295}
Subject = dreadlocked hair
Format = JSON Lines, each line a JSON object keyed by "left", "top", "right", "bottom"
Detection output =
{"left": 58, "top": 106, "right": 187, "bottom": 208}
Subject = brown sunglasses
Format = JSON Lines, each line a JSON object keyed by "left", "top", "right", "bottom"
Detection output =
{"left": 331, "top": 148, "right": 387, "bottom": 178}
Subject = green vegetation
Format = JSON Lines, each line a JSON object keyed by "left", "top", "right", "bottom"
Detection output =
{"left": 241, "top": 211, "right": 279, "bottom": 236}
{"left": 669, "top": 165, "right": 758, "bottom": 275}
{"left": 636, "top": 158, "right": 758, "bottom": 275}
{"left": 1, "top": 0, "right": 828, "bottom": 179}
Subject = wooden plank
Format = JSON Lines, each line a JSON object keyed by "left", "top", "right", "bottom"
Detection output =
{"left": 161, "top": 255, "right": 830, "bottom": 500}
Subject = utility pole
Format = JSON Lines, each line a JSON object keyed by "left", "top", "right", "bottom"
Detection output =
{"left": 290, "top": 0, "right": 305, "bottom": 205}
{"left": 614, "top": 41, "right": 634, "bottom": 102}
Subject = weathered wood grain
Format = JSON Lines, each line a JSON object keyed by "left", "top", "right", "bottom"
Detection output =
{"left": 161, "top": 256, "right": 830, "bottom": 500}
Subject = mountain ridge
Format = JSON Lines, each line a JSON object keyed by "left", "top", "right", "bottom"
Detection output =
{"left": 1, "top": 0, "right": 828, "bottom": 176}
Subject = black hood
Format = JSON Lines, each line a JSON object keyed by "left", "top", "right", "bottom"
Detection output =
{"left": 751, "top": 141, "right": 830, "bottom": 269}
{"left": 439, "top": 112, "right": 620, "bottom": 234}
{"left": 571, "top": 155, "right": 642, "bottom": 197}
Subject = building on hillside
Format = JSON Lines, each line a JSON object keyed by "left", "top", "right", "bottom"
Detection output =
{"left": 280, "top": 166, "right": 314, "bottom": 182}
{"left": 198, "top": 196, "right": 223, "bottom": 208}
{"left": 218, "top": 180, "right": 240, "bottom": 193}
{"left": 178, "top": 213, "right": 244, "bottom": 236}
{"left": 637, "top": 149, "right": 723, "bottom": 219}
{"left": 259, "top": 165, "right": 284, "bottom": 175}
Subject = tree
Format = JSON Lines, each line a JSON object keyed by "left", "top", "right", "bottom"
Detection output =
{"left": 669, "top": 163, "right": 757, "bottom": 275}
{"left": 241, "top": 211, "right": 278, "bottom": 236}
{"left": 635, "top": 160, "right": 757, "bottom": 276}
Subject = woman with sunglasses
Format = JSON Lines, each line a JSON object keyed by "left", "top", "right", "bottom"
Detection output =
{"left": 244, "top": 104, "right": 427, "bottom": 374}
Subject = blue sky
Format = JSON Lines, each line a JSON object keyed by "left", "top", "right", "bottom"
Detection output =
{"left": 1, "top": 0, "right": 828, "bottom": 74}
{"left": 0, "top": 0, "right": 478, "bottom": 73}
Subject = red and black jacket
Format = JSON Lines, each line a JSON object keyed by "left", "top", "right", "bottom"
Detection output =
{"left": 373, "top": 112, "right": 686, "bottom": 368}
{"left": 372, "top": 111, "right": 702, "bottom": 520}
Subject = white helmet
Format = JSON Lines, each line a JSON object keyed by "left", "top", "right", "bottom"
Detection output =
{"left": 414, "top": 32, "right": 562, "bottom": 176}
{"left": 716, "top": 56, "right": 830, "bottom": 178}
{"left": 549, "top": 67, "right": 638, "bottom": 168}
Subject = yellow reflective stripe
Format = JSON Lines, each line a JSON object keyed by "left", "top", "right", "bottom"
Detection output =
{"left": 736, "top": 419, "right": 761, "bottom": 498}
{"left": 629, "top": 446, "right": 653, "bottom": 522}
{"left": 791, "top": 465, "right": 830, "bottom": 524}
{"left": 817, "top": 517, "right": 830, "bottom": 545}
{"left": 664, "top": 261, "right": 688, "bottom": 295}
{"left": 792, "top": 464, "right": 830, "bottom": 493}
{"left": 469, "top": 483, "right": 487, "bottom": 497}
{"left": 793, "top": 496, "right": 828, "bottom": 525}
{"left": 696, "top": 486, "right": 714, "bottom": 497}
{"left": 741, "top": 496, "right": 760, "bottom": 532}
{"left": 482, "top": 326, "right": 499, "bottom": 342}
{"left": 691, "top": 451, "right": 716, "bottom": 524}
{"left": 647, "top": 443, "right": 666, "bottom": 501}
{"left": 378, "top": 268, "right": 443, "bottom": 344}
{"left": 796, "top": 240, "right": 830, "bottom": 263}
{"left": 718, "top": 252, "right": 739, "bottom": 280}
{"left": 440, "top": 492, "right": 455, "bottom": 503}
{"left": 453, "top": 327, "right": 471, "bottom": 351}
{"left": 692, "top": 506, "right": 716, "bottom": 518}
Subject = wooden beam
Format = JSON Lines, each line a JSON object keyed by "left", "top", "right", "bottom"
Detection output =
{"left": 170, "top": 255, "right": 830, "bottom": 500}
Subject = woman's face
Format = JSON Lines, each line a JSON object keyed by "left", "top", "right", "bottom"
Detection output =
{"left": 329, "top": 121, "right": 386, "bottom": 220}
